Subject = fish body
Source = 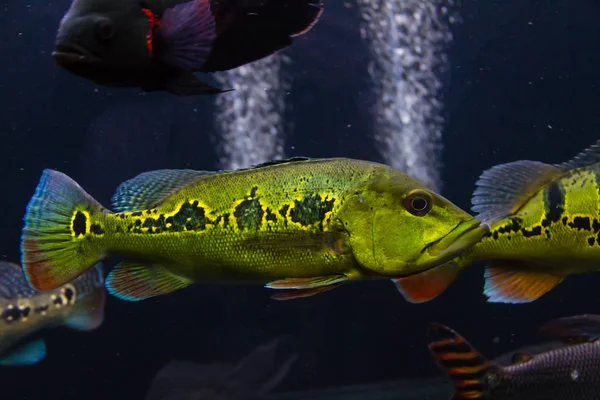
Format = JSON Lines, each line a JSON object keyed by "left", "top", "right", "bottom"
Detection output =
{"left": 428, "top": 315, "right": 600, "bottom": 400}
{"left": 20, "top": 157, "right": 488, "bottom": 301}
{"left": 53, "top": 0, "right": 324, "bottom": 95}
{"left": 392, "top": 139, "right": 600, "bottom": 304}
{"left": 0, "top": 262, "right": 105, "bottom": 366}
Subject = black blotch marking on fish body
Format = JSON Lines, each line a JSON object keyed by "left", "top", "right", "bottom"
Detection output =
{"left": 72, "top": 211, "right": 87, "bottom": 237}
{"left": 521, "top": 226, "right": 542, "bottom": 238}
{"left": 119, "top": 213, "right": 126, "bottom": 219}
{"left": 34, "top": 305, "right": 49, "bottom": 314}
{"left": 265, "top": 207, "right": 277, "bottom": 223}
{"left": 562, "top": 217, "right": 568, "bottom": 226}
{"left": 568, "top": 217, "right": 592, "bottom": 231}
{"left": 589, "top": 237, "right": 596, "bottom": 246}
{"left": 129, "top": 201, "right": 212, "bottom": 234}
{"left": 53, "top": 296, "right": 63, "bottom": 306}
{"left": 234, "top": 197, "right": 264, "bottom": 231}
{"left": 215, "top": 213, "right": 230, "bottom": 229}
{"left": 64, "top": 287, "right": 74, "bottom": 303}
{"left": 90, "top": 223, "right": 105, "bottom": 235}
{"left": 131, "top": 211, "right": 143, "bottom": 217}
{"left": 249, "top": 186, "right": 258, "bottom": 198}
{"left": 496, "top": 217, "right": 522, "bottom": 235}
{"left": 543, "top": 181, "right": 565, "bottom": 225}
{"left": 289, "top": 193, "right": 336, "bottom": 230}
{"left": 593, "top": 220, "right": 600, "bottom": 233}
{"left": 492, "top": 231, "right": 499, "bottom": 240}
{"left": 1, "top": 306, "right": 22, "bottom": 324}
{"left": 22, "top": 307, "right": 31, "bottom": 318}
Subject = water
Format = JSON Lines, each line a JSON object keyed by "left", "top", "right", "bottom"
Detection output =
{"left": 1, "top": 0, "right": 600, "bottom": 399}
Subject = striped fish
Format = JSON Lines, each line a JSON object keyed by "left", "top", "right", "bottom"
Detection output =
{"left": 428, "top": 315, "right": 600, "bottom": 400}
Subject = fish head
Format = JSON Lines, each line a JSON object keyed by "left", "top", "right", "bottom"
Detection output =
{"left": 53, "top": 0, "right": 151, "bottom": 81}
{"left": 346, "top": 168, "right": 489, "bottom": 276}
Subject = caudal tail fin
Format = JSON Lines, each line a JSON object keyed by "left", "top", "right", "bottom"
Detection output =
{"left": 21, "top": 169, "right": 106, "bottom": 291}
{"left": 427, "top": 323, "right": 491, "bottom": 400}
{"left": 201, "top": 0, "right": 324, "bottom": 72}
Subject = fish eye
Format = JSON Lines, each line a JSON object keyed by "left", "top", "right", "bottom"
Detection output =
{"left": 95, "top": 18, "right": 115, "bottom": 40}
{"left": 404, "top": 190, "right": 432, "bottom": 217}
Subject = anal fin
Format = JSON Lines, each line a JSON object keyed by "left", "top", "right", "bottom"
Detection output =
{"left": 105, "top": 262, "right": 192, "bottom": 301}
{"left": 270, "top": 284, "right": 343, "bottom": 301}
{"left": 484, "top": 263, "right": 564, "bottom": 304}
{"left": 266, "top": 275, "right": 348, "bottom": 290}
{"left": 0, "top": 339, "right": 47, "bottom": 366}
{"left": 392, "top": 261, "right": 463, "bottom": 303}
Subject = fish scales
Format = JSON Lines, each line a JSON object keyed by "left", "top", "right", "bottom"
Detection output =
{"left": 488, "top": 341, "right": 600, "bottom": 400}
{"left": 95, "top": 159, "right": 366, "bottom": 280}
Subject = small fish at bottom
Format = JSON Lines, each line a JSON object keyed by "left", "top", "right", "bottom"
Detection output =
{"left": 0, "top": 261, "right": 105, "bottom": 366}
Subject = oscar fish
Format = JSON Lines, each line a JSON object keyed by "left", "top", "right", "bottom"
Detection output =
{"left": 0, "top": 261, "right": 105, "bottom": 366}
{"left": 391, "top": 139, "right": 600, "bottom": 304}
{"left": 20, "top": 157, "right": 488, "bottom": 301}
{"left": 53, "top": 0, "right": 324, "bottom": 95}
{"left": 428, "top": 314, "right": 600, "bottom": 400}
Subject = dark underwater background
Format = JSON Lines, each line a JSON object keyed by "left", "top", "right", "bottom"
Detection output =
{"left": 1, "top": 0, "right": 600, "bottom": 398}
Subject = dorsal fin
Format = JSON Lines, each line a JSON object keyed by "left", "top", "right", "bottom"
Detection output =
{"left": 111, "top": 169, "right": 215, "bottom": 212}
{"left": 245, "top": 157, "right": 312, "bottom": 170}
{"left": 471, "top": 160, "right": 564, "bottom": 223}
{"left": 556, "top": 139, "right": 600, "bottom": 170}
{"left": 538, "top": 314, "right": 600, "bottom": 344}
{"left": 0, "top": 261, "right": 37, "bottom": 299}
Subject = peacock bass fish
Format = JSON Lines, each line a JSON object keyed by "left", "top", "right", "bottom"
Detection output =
{"left": 20, "top": 157, "right": 488, "bottom": 301}
{"left": 392, "top": 138, "right": 600, "bottom": 304}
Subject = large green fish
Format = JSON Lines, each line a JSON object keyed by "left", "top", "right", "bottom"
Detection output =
{"left": 20, "top": 157, "right": 488, "bottom": 301}
{"left": 392, "top": 139, "right": 600, "bottom": 304}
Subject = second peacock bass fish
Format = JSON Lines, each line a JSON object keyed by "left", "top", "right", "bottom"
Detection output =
{"left": 392, "top": 139, "right": 600, "bottom": 304}
{"left": 20, "top": 157, "right": 488, "bottom": 301}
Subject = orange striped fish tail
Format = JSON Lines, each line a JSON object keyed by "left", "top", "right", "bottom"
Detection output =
{"left": 427, "top": 323, "right": 490, "bottom": 400}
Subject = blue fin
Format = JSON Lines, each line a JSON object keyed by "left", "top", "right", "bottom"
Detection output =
{"left": 64, "top": 285, "right": 106, "bottom": 331}
{"left": 0, "top": 339, "right": 47, "bottom": 366}
{"left": 556, "top": 139, "right": 600, "bottom": 169}
{"left": 105, "top": 262, "right": 192, "bottom": 301}
{"left": 157, "top": 0, "right": 216, "bottom": 70}
{"left": 0, "top": 261, "right": 37, "bottom": 298}
{"left": 21, "top": 169, "right": 105, "bottom": 291}
{"left": 483, "top": 263, "right": 564, "bottom": 304}
{"left": 111, "top": 169, "right": 215, "bottom": 212}
{"left": 471, "top": 160, "right": 563, "bottom": 223}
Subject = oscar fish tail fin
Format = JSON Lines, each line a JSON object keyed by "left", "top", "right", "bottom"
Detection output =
{"left": 428, "top": 323, "right": 493, "bottom": 400}
{"left": 200, "top": 0, "right": 324, "bottom": 72}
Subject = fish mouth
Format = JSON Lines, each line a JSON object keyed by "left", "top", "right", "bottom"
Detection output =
{"left": 421, "top": 219, "right": 490, "bottom": 266}
{"left": 52, "top": 44, "right": 99, "bottom": 64}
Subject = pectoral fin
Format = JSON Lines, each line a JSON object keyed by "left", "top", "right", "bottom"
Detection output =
{"left": 270, "top": 284, "right": 343, "bottom": 301}
{"left": 483, "top": 263, "right": 564, "bottom": 304}
{"left": 0, "top": 339, "right": 47, "bottom": 366}
{"left": 511, "top": 352, "right": 533, "bottom": 365}
{"left": 392, "top": 261, "right": 463, "bottom": 303}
